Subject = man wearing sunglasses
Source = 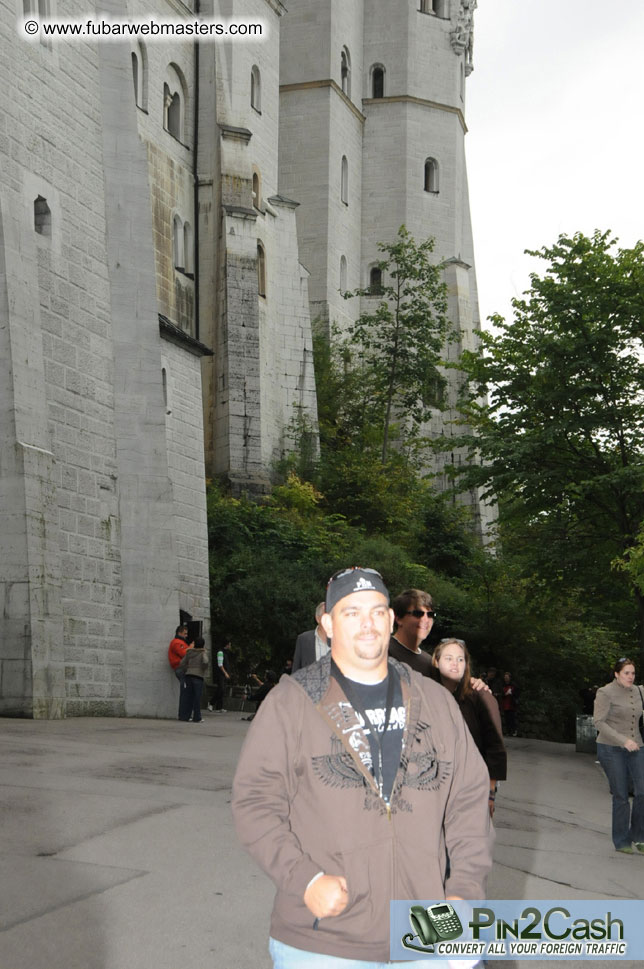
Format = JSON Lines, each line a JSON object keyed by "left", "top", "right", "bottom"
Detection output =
{"left": 389, "top": 590, "right": 490, "bottom": 699}
{"left": 389, "top": 589, "right": 436, "bottom": 676}
{"left": 232, "top": 568, "right": 492, "bottom": 969}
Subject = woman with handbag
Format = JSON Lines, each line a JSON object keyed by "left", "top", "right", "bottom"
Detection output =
{"left": 593, "top": 657, "right": 644, "bottom": 854}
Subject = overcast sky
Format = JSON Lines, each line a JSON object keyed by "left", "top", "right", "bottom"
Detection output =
{"left": 465, "top": 0, "right": 644, "bottom": 328}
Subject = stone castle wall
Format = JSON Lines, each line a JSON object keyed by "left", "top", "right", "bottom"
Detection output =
{"left": 0, "top": 0, "right": 490, "bottom": 719}
{"left": 0, "top": 0, "right": 212, "bottom": 718}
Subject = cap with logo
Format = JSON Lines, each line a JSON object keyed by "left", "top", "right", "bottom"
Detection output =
{"left": 325, "top": 567, "right": 390, "bottom": 613}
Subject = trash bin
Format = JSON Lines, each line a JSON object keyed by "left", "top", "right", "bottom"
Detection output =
{"left": 575, "top": 713, "right": 597, "bottom": 754}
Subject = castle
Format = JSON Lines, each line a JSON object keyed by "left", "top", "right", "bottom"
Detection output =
{"left": 0, "top": 0, "right": 486, "bottom": 719}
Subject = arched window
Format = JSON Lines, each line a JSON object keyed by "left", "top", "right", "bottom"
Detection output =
{"left": 371, "top": 65, "right": 385, "bottom": 99}
{"left": 132, "top": 42, "right": 148, "bottom": 110}
{"left": 340, "top": 255, "right": 347, "bottom": 295}
{"left": 162, "top": 367, "right": 172, "bottom": 415}
{"left": 420, "top": 0, "right": 450, "bottom": 15}
{"left": 34, "top": 195, "right": 51, "bottom": 236}
{"left": 183, "top": 222, "right": 193, "bottom": 274}
{"left": 341, "top": 155, "right": 349, "bottom": 205}
{"left": 25, "top": 0, "right": 52, "bottom": 46}
{"left": 251, "top": 65, "right": 261, "bottom": 112}
{"left": 252, "top": 170, "right": 262, "bottom": 210}
{"left": 173, "top": 214, "right": 184, "bottom": 269}
{"left": 424, "top": 157, "right": 439, "bottom": 193}
{"left": 131, "top": 52, "right": 139, "bottom": 104}
{"left": 165, "top": 84, "right": 181, "bottom": 139}
{"left": 164, "top": 64, "right": 188, "bottom": 143}
{"left": 369, "top": 267, "right": 383, "bottom": 296}
{"left": 340, "top": 47, "right": 351, "bottom": 98}
{"left": 257, "top": 242, "right": 266, "bottom": 298}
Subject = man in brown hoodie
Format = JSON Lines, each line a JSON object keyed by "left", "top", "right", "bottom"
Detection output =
{"left": 232, "top": 568, "right": 493, "bottom": 968}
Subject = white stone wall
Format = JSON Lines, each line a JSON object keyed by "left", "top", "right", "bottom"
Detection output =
{"left": 259, "top": 200, "right": 318, "bottom": 470}
{"left": 278, "top": 86, "right": 332, "bottom": 317}
{"left": 126, "top": 0, "right": 196, "bottom": 334}
{"left": 160, "top": 341, "right": 211, "bottom": 626}
{"left": 326, "top": 95, "right": 363, "bottom": 329}
{"left": 0, "top": 0, "right": 125, "bottom": 716}
{"left": 99, "top": 0, "right": 211, "bottom": 715}
{"left": 0, "top": 0, "right": 212, "bottom": 717}
{"left": 279, "top": 0, "right": 365, "bottom": 330}
{"left": 278, "top": 0, "right": 333, "bottom": 84}
{"left": 200, "top": 0, "right": 319, "bottom": 487}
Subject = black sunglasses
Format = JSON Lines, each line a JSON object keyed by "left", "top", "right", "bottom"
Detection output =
{"left": 328, "top": 567, "right": 384, "bottom": 585}
{"left": 405, "top": 609, "right": 436, "bottom": 619}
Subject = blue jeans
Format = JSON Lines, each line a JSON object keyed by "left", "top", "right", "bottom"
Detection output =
{"left": 178, "top": 675, "right": 204, "bottom": 722}
{"left": 597, "top": 743, "right": 644, "bottom": 848}
{"left": 269, "top": 937, "right": 464, "bottom": 968}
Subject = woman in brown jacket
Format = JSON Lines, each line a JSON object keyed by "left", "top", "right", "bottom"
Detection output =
{"left": 593, "top": 657, "right": 644, "bottom": 853}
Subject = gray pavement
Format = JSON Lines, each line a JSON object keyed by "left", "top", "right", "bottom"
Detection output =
{"left": 0, "top": 716, "right": 641, "bottom": 969}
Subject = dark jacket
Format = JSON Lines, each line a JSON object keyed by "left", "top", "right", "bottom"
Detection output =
{"left": 458, "top": 689, "right": 507, "bottom": 781}
{"left": 292, "top": 629, "right": 317, "bottom": 672}
{"left": 232, "top": 653, "right": 493, "bottom": 961}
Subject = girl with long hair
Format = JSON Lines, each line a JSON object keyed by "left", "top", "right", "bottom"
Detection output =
{"left": 433, "top": 638, "right": 507, "bottom": 817}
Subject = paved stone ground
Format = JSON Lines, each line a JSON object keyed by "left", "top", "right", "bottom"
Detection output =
{"left": 0, "top": 717, "right": 641, "bottom": 969}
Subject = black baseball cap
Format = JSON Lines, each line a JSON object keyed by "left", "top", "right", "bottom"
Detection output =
{"left": 325, "top": 568, "right": 390, "bottom": 613}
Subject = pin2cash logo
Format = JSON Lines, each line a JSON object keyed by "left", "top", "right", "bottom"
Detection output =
{"left": 402, "top": 903, "right": 464, "bottom": 953}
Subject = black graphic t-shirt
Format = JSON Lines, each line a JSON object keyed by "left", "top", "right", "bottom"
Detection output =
{"left": 336, "top": 667, "right": 405, "bottom": 803}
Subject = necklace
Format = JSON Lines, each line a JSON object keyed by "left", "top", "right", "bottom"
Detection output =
{"left": 331, "top": 659, "right": 397, "bottom": 802}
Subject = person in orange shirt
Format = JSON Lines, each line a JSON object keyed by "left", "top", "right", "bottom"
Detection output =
{"left": 168, "top": 625, "right": 190, "bottom": 679}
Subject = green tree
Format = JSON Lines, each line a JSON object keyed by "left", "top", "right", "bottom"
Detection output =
{"left": 206, "top": 476, "right": 452, "bottom": 672}
{"left": 342, "top": 226, "right": 450, "bottom": 462}
{"left": 451, "top": 230, "right": 644, "bottom": 659}
{"left": 616, "top": 520, "right": 644, "bottom": 599}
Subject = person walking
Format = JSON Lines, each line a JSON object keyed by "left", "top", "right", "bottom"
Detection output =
{"left": 209, "top": 640, "right": 232, "bottom": 712}
{"left": 593, "top": 657, "right": 644, "bottom": 854}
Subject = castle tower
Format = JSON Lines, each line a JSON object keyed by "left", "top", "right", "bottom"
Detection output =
{"left": 279, "top": 0, "right": 494, "bottom": 536}
{"left": 278, "top": 0, "right": 365, "bottom": 333}
{"left": 199, "top": 0, "right": 319, "bottom": 493}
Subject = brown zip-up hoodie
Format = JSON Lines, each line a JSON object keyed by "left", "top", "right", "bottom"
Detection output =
{"left": 232, "top": 654, "right": 493, "bottom": 961}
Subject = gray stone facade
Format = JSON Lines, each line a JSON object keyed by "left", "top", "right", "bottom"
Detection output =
{"left": 0, "top": 0, "right": 212, "bottom": 718}
{"left": 1, "top": 0, "right": 491, "bottom": 719}
{"left": 199, "top": 0, "right": 319, "bottom": 492}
